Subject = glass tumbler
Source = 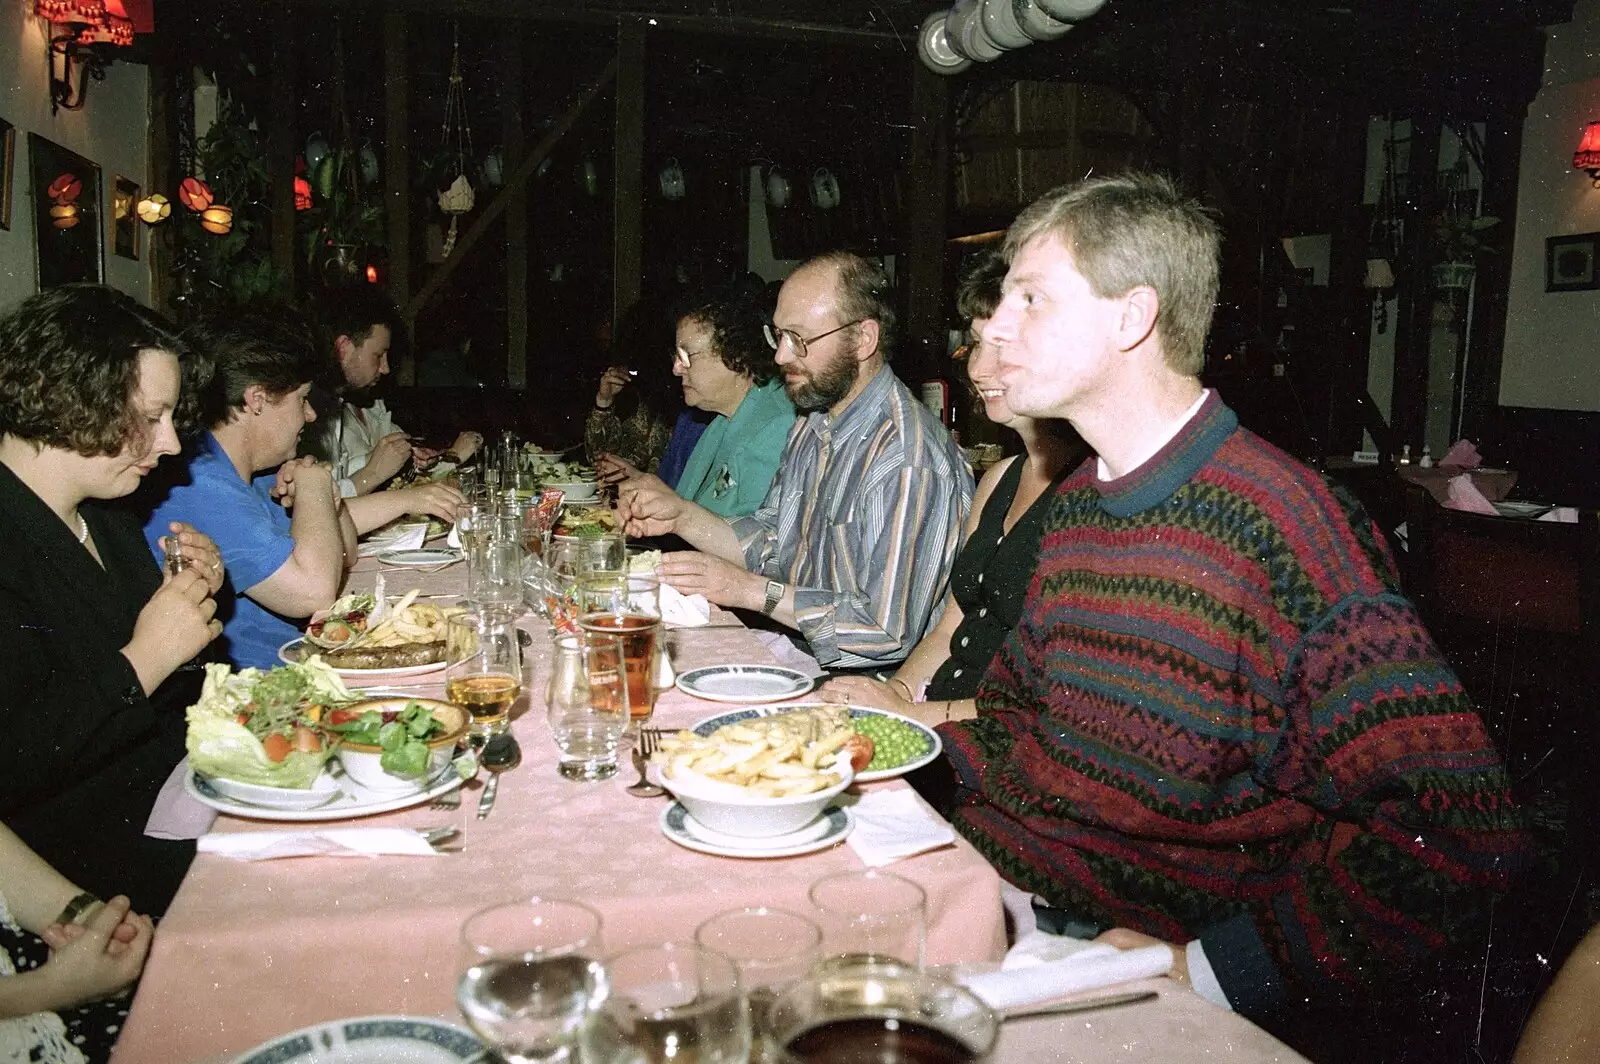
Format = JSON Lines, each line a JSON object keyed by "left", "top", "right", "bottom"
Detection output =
{"left": 546, "top": 632, "right": 630, "bottom": 780}
{"left": 457, "top": 898, "right": 608, "bottom": 1064}
{"left": 583, "top": 944, "right": 749, "bottom": 1064}
{"left": 808, "top": 869, "right": 927, "bottom": 969}
{"left": 575, "top": 573, "right": 661, "bottom": 728}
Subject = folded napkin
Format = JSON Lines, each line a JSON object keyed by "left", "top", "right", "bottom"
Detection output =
{"left": 1445, "top": 473, "right": 1499, "bottom": 515}
{"left": 750, "top": 630, "right": 826, "bottom": 679}
{"left": 1439, "top": 438, "right": 1482, "bottom": 470}
{"left": 446, "top": 521, "right": 462, "bottom": 549}
{"left": 959, "top": 943, "right": 1173, "bottom": 1010}
{"left": 144, "top": 759, "right": 218, "bottom": 840}
{"left": 660, "top": 582, "right": 711, "bottom": 627}
{"left": 845, "top": 789, "right": 957, "bottom": 867}
{"left": 359, "top": 521, "right": 428, "bottom": 558}
{"left": 1540, "top": 506, "right": 1580, "bottom": 524}
{"left": 653, "top": 644, "right": 677, "bottom": 688}
{"left": 197, "top": 828, "right": 441, "bottom": 861}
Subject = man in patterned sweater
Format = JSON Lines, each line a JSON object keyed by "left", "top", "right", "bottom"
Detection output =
{"left": 939, "top": 173, "right": 1529, "bottom": 1039}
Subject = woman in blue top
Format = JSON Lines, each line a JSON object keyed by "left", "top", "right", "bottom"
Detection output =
{"left": 665, "top": 288, "right": 796, "bottom": 518}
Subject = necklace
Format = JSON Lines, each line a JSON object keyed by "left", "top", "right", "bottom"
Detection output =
{"left": 74, "top": 513, "right": 88, "bottom": 544}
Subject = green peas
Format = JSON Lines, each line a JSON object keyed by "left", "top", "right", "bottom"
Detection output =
{"left": 852, "top": 714, "right": 932, "bottom": 771}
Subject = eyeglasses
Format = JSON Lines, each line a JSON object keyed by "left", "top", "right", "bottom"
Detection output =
{"left": 673, "top": 346, "right": 711, "bottom": 369}
{"left": 763, "top": 319, "right": 865, "bottom": 359}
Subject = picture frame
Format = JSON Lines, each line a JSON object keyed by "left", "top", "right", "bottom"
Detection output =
{"left": 112, "top": 175, "right": 139, "bottom": 260}
{"left": 28, "top": 134, "right": 103, "bottom": 288}
{"left": 1545, "top": 232, "right": 1600, "bottom": 292}
{"left": 0, "top": 117, "right": 14, "bottom": 231}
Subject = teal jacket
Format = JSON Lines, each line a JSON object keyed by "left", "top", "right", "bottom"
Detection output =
{"left": 676, "top": 380, "right": 797, "bottom": 518}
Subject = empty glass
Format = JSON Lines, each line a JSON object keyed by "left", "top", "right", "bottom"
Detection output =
{"left": 583, "top": 943, "right": 749, "bottom": 1064}
{"left": 546, "top": 632, "right": 630, "bottom": 781}
{"left": 445, "top": 608, "right": 524, "bottom": 738}
{"left": 808, "top": 869, "right": 927, "bottom": 968}
{"left": 457, "top": 898, "right": 608, "bottom": 1064}
{"left": 467, "top": 522, "right": 525, "bottom": 611}
{"left": 696, "top": 907, "right": 823, "bottom": 1059}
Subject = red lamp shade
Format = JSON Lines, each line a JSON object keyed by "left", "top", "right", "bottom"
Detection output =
{"left": 35, "top": 0, "right": 106, "bottom": 22}
{"left": 35, "top": 0, "right": 139, "bottom": 46}
{"left": 1575, "top": 121, "right": 1600, "bottom": 170}
{"left": 293, "top": 176, "right": 313, "bottom": 211}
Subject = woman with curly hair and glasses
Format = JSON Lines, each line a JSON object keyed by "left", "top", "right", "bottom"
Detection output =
{"left": 0, "top": 284, "right": 223, "bottom": 918}
{"left": 601, "top": 285, "right": 796, "bottom": 518}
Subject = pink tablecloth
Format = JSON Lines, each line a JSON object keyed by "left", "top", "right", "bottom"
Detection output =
{"left": 110, "top": 557, "right": 1006, "bottom": 1063}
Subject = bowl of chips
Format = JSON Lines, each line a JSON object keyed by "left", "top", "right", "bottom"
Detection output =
{"left": 651, "top": 712, "right": 856, "bottom": 837}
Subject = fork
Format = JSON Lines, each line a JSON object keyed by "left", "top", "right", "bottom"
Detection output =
{"left": 627, "top": 727, "right": 666, "bottom": 797}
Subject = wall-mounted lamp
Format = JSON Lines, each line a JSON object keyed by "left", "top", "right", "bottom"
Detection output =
{"left": 35, "top": 0, "right": 139, "bottom": 114}
{"left": 1574, "top": 121, "right": 1600, "bottom": 187}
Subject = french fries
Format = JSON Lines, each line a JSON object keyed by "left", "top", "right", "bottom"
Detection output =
{"left": 653, "top": 706, "right": 854, "bottom": 798}
{"left": 354, "top": 589, "right": 463, "bottom": 648}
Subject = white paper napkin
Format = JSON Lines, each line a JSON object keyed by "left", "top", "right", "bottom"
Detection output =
{"left": 1445, "top": 473, "right": 1499, "bottom": 515}
{"left": 359, "top": 521, "right": 428, "bottom": 558}
{"left": 1540, "top": 506, "right": 1579, "bottom": 523}
{"left": 144, "top": 759, "right": 218, "bottom": 840}
{"left": 958, "top": 943, "right": 1173, "bottom": 1010}
{"left": 660, "top": 583, "right": 711, "bottom": 627}
{"left": 750, "top": 631, "right": 826, "bottom": 679}
{"left": 197, "top": 828, "right": 441, "bottom": 861}
{"left": 652, "top": 644, "right": 677, "bottom": 688}
{"left": 845, "top": 789, "right": 957, "bottom": 867}
{"left": 446, "top": 521, "right": 463, "bottom": 549}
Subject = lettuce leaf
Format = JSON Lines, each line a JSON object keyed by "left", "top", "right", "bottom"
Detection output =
{"left": 185, "top": 661, "right": 351, "bottom": 789}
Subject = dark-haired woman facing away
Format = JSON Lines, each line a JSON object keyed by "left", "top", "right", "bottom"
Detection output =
{"left": 0, "top": 285, "right": 224, "bottom": 916}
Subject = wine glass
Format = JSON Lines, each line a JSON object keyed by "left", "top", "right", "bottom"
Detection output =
{"left": 546, "top": 632, "right": 630, "bottom": 780}
{"left": 582, "top": 943, "right": 749, "bottom": 1064}
{"left": 445, "top": 607, "right": 524, "bottom": 739}
{"left": 457, "top": 898, "right": 608, "bottom": 1064}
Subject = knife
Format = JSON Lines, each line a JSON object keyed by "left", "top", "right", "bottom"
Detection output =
{"left": 1000, "top": 990, "right": 1160, "bottom": 1021}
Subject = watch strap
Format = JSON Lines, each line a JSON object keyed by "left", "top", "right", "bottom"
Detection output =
{"left": 56, "top": 892, "right": 100, "bottom": 926}
{"left": 761, "top": 580, "right": 784, "bottom": 616}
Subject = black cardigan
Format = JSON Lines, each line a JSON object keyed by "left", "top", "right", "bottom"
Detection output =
{"left": 0, "top": 463, "right": 196, "bottom": 915}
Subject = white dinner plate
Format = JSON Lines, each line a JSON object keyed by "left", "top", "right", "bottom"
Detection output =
{"left": 689, "top": 703, "right": 942, "bottom": 783}
{"left": 660, "top": 802, "right": 852, "bottom": 858}
{"left": 377, "top": 548, "right": 463, "bottom": 569}
{"left": 675, "top": 664, "right": 814, "bottom": 704}
{"left": 279, "top": 639, "right": 448, "bottom": 679}
{"left": 186, "top": 763, "right": 464, "bottom": 823}
{"left": 231, "top": 1015, "right": 483, "bottom": 1064}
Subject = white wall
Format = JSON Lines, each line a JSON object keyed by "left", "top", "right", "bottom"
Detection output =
{"left": 1499, "top": 0, "right": 1600, "bottom": 410}
{"left": 0, "top": 2, "right": 150, "bottom": 312}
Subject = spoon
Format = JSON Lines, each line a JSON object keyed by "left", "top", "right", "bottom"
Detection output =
{"left": 476, "top": 733, "right": 521, "bottom": 820}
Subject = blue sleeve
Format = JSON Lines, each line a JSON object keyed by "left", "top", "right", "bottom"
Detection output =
{"left": 146, "top": 469, "right": 295, "bottom": 593}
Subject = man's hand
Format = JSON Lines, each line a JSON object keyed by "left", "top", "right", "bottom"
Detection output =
{"left": 448, "top": 431, "right": 484, "bottom": 461}
{"left": 658, "top": 551, "right": 763, "bottom": 610}
{"left": 1094, "top": 928, "right": 1191, "bottom": 986}
{"left": 269, "top": 456, "right": 319, "bottom": 506}
{"left": 162, "top": 521, "right": 225, "bottom": 594}
{"left": 618, "top": 479, "right": 689, "bottom": 538}
{"left": 594, "top": 367, "right": 633, "bottom": 408}
{"left": 363, "top": 431, "right": 413, "bottom": 484}
{"left": 596, "top": 453, "right": 643, "bottom": 485}
{"left": 393, "top": 482, "right": 466, "bottom": 523}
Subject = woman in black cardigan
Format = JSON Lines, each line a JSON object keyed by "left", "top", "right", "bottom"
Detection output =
{"left": 0, "top": 285, "right": 223, "bottom": 916}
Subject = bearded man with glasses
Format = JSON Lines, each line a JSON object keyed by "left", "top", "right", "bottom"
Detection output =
{"left": 620, "top": 251, "right": 972, "bottom": 671}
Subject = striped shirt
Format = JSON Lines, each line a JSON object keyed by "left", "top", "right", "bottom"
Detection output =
{"left": 730, "top": 364, "right": 973, "bottom": 668}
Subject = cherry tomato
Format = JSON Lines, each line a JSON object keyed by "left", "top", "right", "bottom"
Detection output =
{"left": 261, "top": 733, "right": 292, "bottom": 762}
{"left": 293, "top": 726, "right": 323, "bottom": 754}
{"left": 844, "top": 733, "right": 875, "bottom": 773}
{"left": 328, "top": 708, "right": 362, "bottom": 726}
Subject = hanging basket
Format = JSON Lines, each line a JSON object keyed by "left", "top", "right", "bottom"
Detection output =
{"left": 1432, "top": 261, "right": 1476, "bottom": 290}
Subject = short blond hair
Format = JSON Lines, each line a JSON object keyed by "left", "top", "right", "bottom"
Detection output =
{"left": 1004, "top": 172, "right": 1220, "bottom": 375}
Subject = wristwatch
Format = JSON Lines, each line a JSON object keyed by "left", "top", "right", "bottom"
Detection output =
{"left": 56, "top": 891, "right": 100, "bottom": 926}
{"left": 761, "top": 580, "right": 785, "bottom": 616}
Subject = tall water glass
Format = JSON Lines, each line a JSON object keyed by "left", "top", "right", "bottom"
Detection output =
{"left": 467, "top": 523, "right": 525, "bottom": 611}
{"left": 808, "top": 869, "right": 927, "bottom": 968}
{"left": 583, "top": 944, "right": 749, "bottom": 1064}
{"left": 575, "top": 573, "right": 661, "bottom": 726}
{"left": 456, "top": 898, "right": 609, "bottom": 1064}
{"left": 445, "top": 607, "right": 524, "bottom": 738}
{"left": 546, "top": 632, "right": 630, "bottom": 780}
{"left": 696, "top": 907, "right": 822, "bottom": 1057}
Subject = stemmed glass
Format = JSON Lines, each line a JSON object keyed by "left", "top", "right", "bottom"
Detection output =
{"left": 445, "top": 608, "right": 524, "bottom": 739}
{"left": 546, "top": 632, "right": 630, "bottom": 780}
{"left": 456, "top": 898, "right": 608, "bottom": 1064}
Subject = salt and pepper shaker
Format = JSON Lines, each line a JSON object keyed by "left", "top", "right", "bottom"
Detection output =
{"left": 1418, "top": 445, "right": 1433, "bottom": 468}
{"left": 1398, "top": 444, "right": 1412, "bottom": 467}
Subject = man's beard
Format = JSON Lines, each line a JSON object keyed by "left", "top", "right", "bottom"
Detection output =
{"left": 785, "top": 348, "right": 859, "bottom": 412}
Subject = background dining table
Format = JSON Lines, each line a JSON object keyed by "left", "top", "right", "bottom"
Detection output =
{"left": 109, "top": 547, "right": 1309, "bottom": 1064}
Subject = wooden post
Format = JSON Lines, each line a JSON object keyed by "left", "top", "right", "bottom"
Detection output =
{"left": 613, "top": 18, "right": 646, "bottom": 335}
{"left": 267, "top": 11, "right": 296, "bottom": 281}
{"left": 1390, "top": 113, "right": 1442, "bottom": 453}
{"left": 500, "top": 31, "right": 528, "bottom": 389}
{"left": 1459, "top": 113, "right": 1523, "bottom": 443}
{"left": 904, "top": 59, "right": 951, "bottom": 386}
{"left": 384, "top": 10, "right": 414, "bottom": 382}
{"left": 1324, "top": 105, "right": 1374, "bottom": 457}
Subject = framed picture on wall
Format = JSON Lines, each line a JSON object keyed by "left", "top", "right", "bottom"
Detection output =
{"left": 112, "top": 176, "right": 139, "bottom": 260}
{"left": 28, "top": 133, "right": 103, "bottom": 289}
{"left": 0, "top": 117, "right": 14, "bottom": 231}
{"left": 1545, "top": 232, "right": 1600, "bottom": 292}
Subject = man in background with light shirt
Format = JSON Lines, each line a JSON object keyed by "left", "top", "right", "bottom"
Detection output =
{"left": 620, "top": 251, "right": 972, "bottom": 671}
{"left": 936, "top": 172, "right": 1529, "bottom": 1057}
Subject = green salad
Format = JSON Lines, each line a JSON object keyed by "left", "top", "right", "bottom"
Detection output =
{"left": 186, "top": 661, "right": 354, "bottom": 788}
{"left": 324, "top": 700, "right": 448, "bottom": 777}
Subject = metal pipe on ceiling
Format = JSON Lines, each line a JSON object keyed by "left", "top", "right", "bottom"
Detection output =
{"left": 917, "top": 0, "right": 1108, "bottom": 75}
